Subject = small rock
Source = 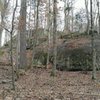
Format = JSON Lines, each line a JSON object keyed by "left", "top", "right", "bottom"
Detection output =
{"left": 5, "top": 96, "right": 13, "bottom": 100}
{"left": 2, "top": 80, "right": 10, "bottom": 84}
{"left": 56, "top": 93, "right": 64, "bottom": 99}
{"left": 16, "top": 98, "right": 21, "bottom": 100}
{"left": 54, "top": 99, "right": 61, "bottom": 100}
{"left": 66, "top": 98, "right": 71, "bottom": 100}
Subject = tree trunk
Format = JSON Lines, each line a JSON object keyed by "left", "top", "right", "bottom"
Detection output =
{"left": 98, "top": 1, "right": 100, "bottom": 34}
{"left": 32, "top": 0, "right": 39, "bottom": 66}
{"left": 71, "top": 9, "right": 74, "bottom": 32}
{"left": 85, "top": 0, "right": 90, "bottom": 35}
{"left": 64, "top": 0, "right": 70, "bottom": 34}
{"left": 18, "top": 0, "right": 27, "bottom": 69}
{"left": 10, "top": 0, "right": 17, "bottom": 90}
{"left": 46, "top": 0, "right": 51, "bottom": 68}
{"left": 0, "top": 0, "right": 10, "bottom": 47}
{"left": 51, "top": 0, "right": 57, "bottom": 76}
{"left": 0, "top": 7, "right": 5, "bottom": 47}
{"left": 90, "top": 0, "right": 96, "bottom": 80}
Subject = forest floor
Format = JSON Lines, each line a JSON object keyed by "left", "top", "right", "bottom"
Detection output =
{"left": 0, "top": 36, "right": 100, "bottom": 100}
{"left": 0, "top": 66, "right": 100, "bottom": 100}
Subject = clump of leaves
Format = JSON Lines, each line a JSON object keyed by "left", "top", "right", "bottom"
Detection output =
{"left": 0, "top": 50, "right": 4, "bottom": 56}
{"left": 70, "top": 49, "right": 92, "bottom": 71}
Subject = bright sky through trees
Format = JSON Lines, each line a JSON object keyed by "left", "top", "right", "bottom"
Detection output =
{"left": 75, "top": 0, "right": 85, "bottom": 10}
{"left": 1, "top": 0, "right": 85, "bottom": 46}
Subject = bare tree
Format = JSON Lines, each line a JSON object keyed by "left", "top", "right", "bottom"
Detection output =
{"left": 97, "top": 0, "right": 100, "bottom": 34}
{"left": 85, "top": 0, "right": 90, "bottom": 34}
{"left": 51, "top": 0, "right": 57, "bottom": 76}
{"left": 0, "top": 0, "right": 10, "bottom": 47}
{"left": 64, "top": 0, "right": 73, "bottom": 34}
{"left": 46, "top": 0, "right": 51, "bottom": 68}
{"left": 90, "top": 0, "right": 96, "bottom": 80}
{"left": 32, "top": 0, "right": 39, "bottom": 66}
{"left": 18, "top": 0, "right": 27, "bottom": 69}
{"left": 10, "top": 0, "right": 17, "bottom": 90}
{"left": 64, "top": 0, "right": 69, "bottom": 34}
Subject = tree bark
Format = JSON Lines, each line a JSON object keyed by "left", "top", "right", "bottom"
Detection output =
{"left": 18, "top": 0, "right": 27, "bottom": 69}
{"left": 46, "top": 0, "right": 51, "bottom": 68}
{"left": 10, "top": 0, "right": 17, "bottom": 90}
{"left": 32, "top": 0, "right": 39, "bottom": 66}
{"left": 85, "top": 0, "right": 90, "bottom": 35}
{"left": 51, "top": 0, "right": 57, "bottom": 76}
{"left": 90, "top": 0, "right": 96, "bottom": 80}
{"left": 98, "top": 1, "right": 100, "bottom": 34}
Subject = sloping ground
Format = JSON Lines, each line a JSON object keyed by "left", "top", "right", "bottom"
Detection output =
{"left": 0, "top": 69, "right": 100, "bottom": 100}
{"left": 35, "top": 36, "right": 91, "bottom": 53}
{"left": 34, "top": 36, "right": 100, "bottom": 69}
{"left": 0, "top": 49, "right": 10, "bottom": 65}
{"left": 34, "top": 37, "right": 93, "bottom": 70}
{"left": 0, "top": 40, "right": 100, "bottom": 100}
{"left": 0, "top": 48, "right": 16, "bottom": 98}
{"left": 36, "top": 34, "right": 100, "bottom": 53}
{"left": 33, "top": 37, "right": 92, "bottom": 62}
{"left": 0, "top": 65, "right": 13, "bottom": 100}
{"left": 0, "top": 35, "right": 100, "bottom": 99}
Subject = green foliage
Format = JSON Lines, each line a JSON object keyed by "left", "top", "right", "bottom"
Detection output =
{"left": 70, "top": 49, "right": 92, "bottom": 71}
{"left": 0, "top": 49, "right": 4, "bottom": 56}
{"left": 56, "top": 48, "right": 92, "bottom": 71}
{"left": 33, "top": 50, "right": 48, "bottom": 65}
{"left": 60, "top": 32, "right": 90, "bottom": 40}
{"left": 40, "top": 53, "right": 47, "bottom": 65}
{"left": 0, "top": 0, "right": 4, "bottom": 11}
{"left": 33, "top": 47, "right": 93, "bottom": 71}
{"left": 4, "top": 43, "right": 9, "bottom": 47}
